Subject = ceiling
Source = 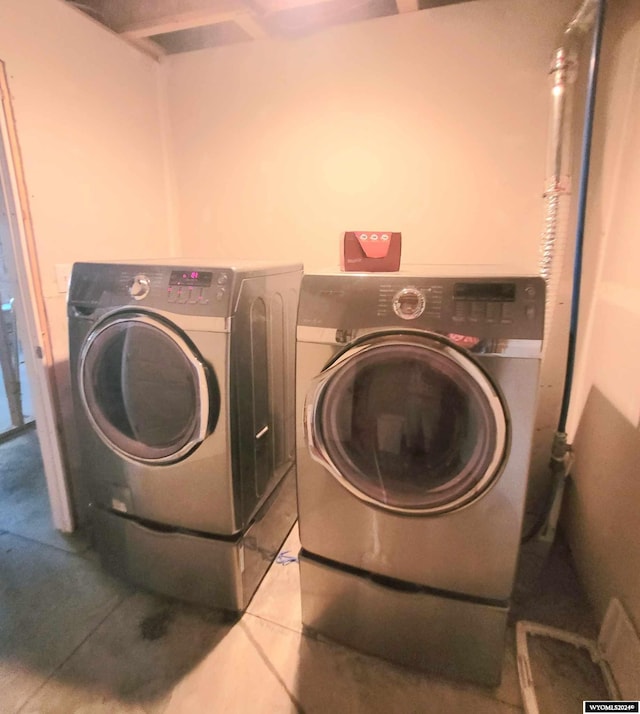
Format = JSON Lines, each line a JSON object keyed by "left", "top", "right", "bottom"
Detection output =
{"left": 67, "top": 0, "right": 473, "bottom": 57}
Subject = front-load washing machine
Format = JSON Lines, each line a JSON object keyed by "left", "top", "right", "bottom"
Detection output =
{"left": 68, "top": 259, "right": 301, "bottom": 612}
{"left": 296, "top": 268, "right": 544, "bottom": 685}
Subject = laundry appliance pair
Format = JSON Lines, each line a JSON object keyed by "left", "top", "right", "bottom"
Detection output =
{"left": 68, "top": 260, "right": 302, "bottom": 613}
{"left": 295, "top": 268, "right": 544, "bottom": 685}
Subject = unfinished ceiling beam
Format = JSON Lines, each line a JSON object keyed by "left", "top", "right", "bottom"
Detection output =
{"left": 395, "top": 0, "right": 420, "bottom": 12}
{"left": 250, "top": 0, "right": 335, "bottom": 11}
{"left": 73, "top": 0, "right": 436, "bottom": 56}
{"left": 232, "top": 13, "right": 268, "bottom": 39}
{"left": 127, "top": 36, "right": 167, "bottom": 59}
{"left": 118, "top": 8, "right": 254, "bottom": 39}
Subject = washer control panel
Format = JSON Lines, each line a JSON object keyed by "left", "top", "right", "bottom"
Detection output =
{"left": 298, "top": 273, "right": 545, "bottom": 340}
{"left": 450, "top": 281, "right": 535, "bottom": 325}
{"left": 380, "top": 280, "right": 539, "bottom": 326}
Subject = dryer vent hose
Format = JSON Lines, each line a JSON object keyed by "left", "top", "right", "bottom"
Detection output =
{"left": 538, "top": 0, "right": 605, "bottom": 432}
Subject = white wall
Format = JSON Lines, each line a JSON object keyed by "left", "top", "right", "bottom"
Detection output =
{"left": 165, "top": 0, "right": 574, "bottom": 270}
{"left": 564, "top": 0, "right": 640, "bottom": 631}
{"left": 0, "top": 0, "right": 173, "bottom": 515}
{"left": 0, "top": 0, "right": 174, "bottom": 298}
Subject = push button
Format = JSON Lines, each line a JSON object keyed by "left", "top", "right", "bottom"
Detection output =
{"left": 177, "top": 288, "right": 189, "bottom": 304}
{"left": 453, "top": 301, "right": 466, "bottom": 322}
{"left": 501, "top": 302, "right": 515, "bottom": 323}
{"left": 469, "top": 301, "right": 486, "bottom": 322}
{"left": 188, "top": 287, "right": 201, "bottom": 304}
{"left": 486, "top": 302, "right": 500, "bottom": 322}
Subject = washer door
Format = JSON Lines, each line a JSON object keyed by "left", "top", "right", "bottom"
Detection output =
{"left": 79, "top": 311, "right": 218, "bottom": 464}
{"left": 305, "top": 332, "right": 508, "bottom": 514}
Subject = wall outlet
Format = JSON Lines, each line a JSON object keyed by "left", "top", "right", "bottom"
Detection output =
{"left": 55, "top": 263, "right": 72, "bottom": 293}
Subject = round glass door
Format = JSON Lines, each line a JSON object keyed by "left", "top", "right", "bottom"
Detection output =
{"left": 79, "top": 312, "right": 218, "bottom": 463}
{"left": 307, "top": 333, "right": 508, "bottom": 514}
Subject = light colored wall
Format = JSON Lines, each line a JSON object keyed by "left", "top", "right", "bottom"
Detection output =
{"left": 165, "top": 0, "right": 574, "bottom": 270}
{"left": 0, "top": 0, "right": 174, "bottom": 299}
{"left": 564, "top": 0, "right": 640, "bottom": 631}
{"left": 0, "top": 0, "right": 174, "bottom": 514}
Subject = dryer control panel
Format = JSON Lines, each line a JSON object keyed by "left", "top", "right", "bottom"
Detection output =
{"left": 166, "top": 268, "right": 231, "bottom": 308}
{"left": 67, "top": 263, "right": 234, "bottom": 318}
{"left": 298, "top": 273, "right": 545, "bottom": 341}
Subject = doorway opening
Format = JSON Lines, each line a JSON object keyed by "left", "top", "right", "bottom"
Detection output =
{"left": 0, "top": 247, "right": 34, "bottom": 440}
{"left": 0, "top": 60, "right": 73, "bottom": 532}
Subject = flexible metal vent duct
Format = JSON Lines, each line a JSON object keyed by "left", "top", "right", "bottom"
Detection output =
{"left": 540, "top": 0, "right": 598, "bottom": 333}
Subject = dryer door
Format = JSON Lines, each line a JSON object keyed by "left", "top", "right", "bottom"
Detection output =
{"left": 79, "top": 311, "right": 218, "bottom": 464}
{"left": 305, "top": 332, "right": 508, "bottom": 514}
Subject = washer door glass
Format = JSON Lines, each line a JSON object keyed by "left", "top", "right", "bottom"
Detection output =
{"left": 80, "top": 313, "right": 216, "bottom": 463}
{"left": 308, "top": 333, "right": 508, "bottom": 514}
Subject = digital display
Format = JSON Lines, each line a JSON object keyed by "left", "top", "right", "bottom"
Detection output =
{"left": 169, "top": 270, "right": 213, "bottom": 287}
{"left": 453, "top": 282, "right": 516, "bottom": 302}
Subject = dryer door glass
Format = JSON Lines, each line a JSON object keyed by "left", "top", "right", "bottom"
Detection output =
{"left": 80, "top": 314, "right": 216, "bottom": 463}
{"left": 311, "top": 334, "right": 507, "bottom": 514}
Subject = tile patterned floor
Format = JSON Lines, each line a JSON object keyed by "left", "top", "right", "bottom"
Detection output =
{"left": 1, "top": 431, "right": 604, "bottom": 714}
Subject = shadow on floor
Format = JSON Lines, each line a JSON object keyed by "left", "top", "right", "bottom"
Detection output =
{"left": 0, "top": 430, "right": 234, "bottom": 714}
{"left": 512, "top": 531, "right": 599, "bottom": 638}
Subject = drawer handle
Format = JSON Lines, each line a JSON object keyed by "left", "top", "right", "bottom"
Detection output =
{"left": 256, "top": 425, "right": 269, "bottom": 440}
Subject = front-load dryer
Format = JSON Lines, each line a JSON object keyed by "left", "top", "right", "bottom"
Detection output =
{"left": 295, "top": 268, "right": 544, "bottom": 685}
{"left": 68, "top": 259, "right": 302, "bottom": 612}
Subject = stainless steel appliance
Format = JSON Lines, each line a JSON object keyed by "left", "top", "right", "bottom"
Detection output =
{"left": 296, "top": 268, "right": 544, "bottom": 685}
{"left": 68, "top": 259, "right": 302, "bottom": 612}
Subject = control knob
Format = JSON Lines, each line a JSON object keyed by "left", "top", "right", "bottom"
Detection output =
{"left": 129, "top": 274, "right": 151, "bottom": 301}
{"left": 392, "top": 287, "right": 426, "bottom": 320}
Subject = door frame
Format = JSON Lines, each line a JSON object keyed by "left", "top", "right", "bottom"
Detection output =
{"left": 0, "top": 61, "right": 74, "bottom": 532}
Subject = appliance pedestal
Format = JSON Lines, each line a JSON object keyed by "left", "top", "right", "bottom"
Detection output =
{"left": 300, "top": 550, "right": 508, "bottom": 686}
{"left": 91, "top": 466, "right": 297, "bottom": 613}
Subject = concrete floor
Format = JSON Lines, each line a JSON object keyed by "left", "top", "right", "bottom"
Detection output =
{"left": 1, "top": 430, "right": 608, "bottom": 714}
